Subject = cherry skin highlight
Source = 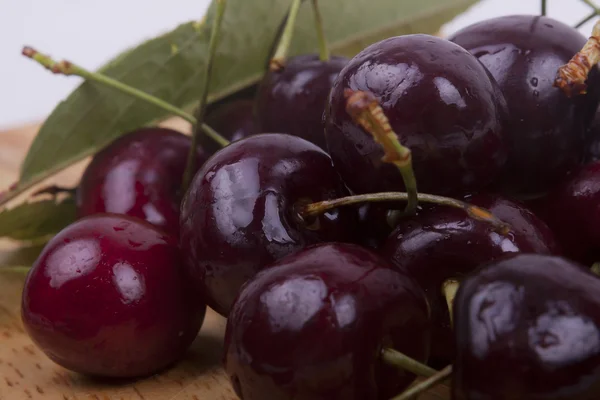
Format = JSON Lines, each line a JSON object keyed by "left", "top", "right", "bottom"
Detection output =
{"left": 201, "top": 99, "right": 259, "bottom": 155}
{"left": 76, "top": 127, "right": 207, "bottom": 236}
{"left": 450, "top": 15, "right": 600, "bottom": 198}
{"left": 179, "top": 133, "right": 358, "bottom": 316}
{"left": 256, "top": 54, "right": 349, "bottom": 150}
{"left": 225, "top": 242, "right": 431, "bottom": 400}
{"left": 453, "top": 254, "right": 600, "bottom": 399}
{"left": 21, "top": 214, "right": 206, "bottom": 378}
{"left": 325, "top": 34, "right": 508, "bottom": 196}
{"left": 380, "top": 193, "right": 559, "bottom": 367}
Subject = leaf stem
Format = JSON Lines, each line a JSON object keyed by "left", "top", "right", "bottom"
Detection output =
{"left": 270, "top": 0, "right": 304, "bottom": 70}
{"left": 381, "top": 348, "right": 438, "bottom": 378}
{"left": 442, "top": 279, "right": 460, "bottom": 327}
{"left": 391, "top": 365, "right": 453, "bottom": 400}
{"left": 554, "top": 19, "right": 600, "bottom": 96}
{"left": 183, "top": 0, "right": 227, "bottom": 191}
{"left": 21, "top": 47, "right": 229, "bottom": 147}
{"left": 297, "top": 192, "right": 510, "bottom": 235}
{"left": 344, "top": 90, "right": 418, "bottom": 219}
{"left": 311, "top": 0, "right": 330, "bottom": 62}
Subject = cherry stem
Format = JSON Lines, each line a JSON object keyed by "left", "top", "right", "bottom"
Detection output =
{"left": 270, "top": 0, "right": 304, "bottom": 71}
{"left": 554, "top": 19, "right": 600, "bottom": 96}
{"left": 183, "top": 0, "right": 227, "bottom": 192}
{"left": 576, "top": 11, "right": 598, "bottom": 29}
{"left": 582, "top": 0, "right": 600, "bottom": 13}
{"left": 390, "top": 365, "right": 453, "bottom": 400}
{"left": 299, "top": 192, "right": 510, "bottom": 235}
{"left": 442, "top": 279, "right": 460, "bottom": 328}
{"left": 380, "top": 348, "right": 437, "bottom": 378}
{"left": 21, "top": 47, "right": 229, "bottom": 148}
{"left": 311, "top": 0, "right": 330, "bottom": 62}
{"left": 541, "top": 0, "right": 547, "bottom": 16}
{"left": 591, "top": 262, "right": 600, "bottom": 275}
{"left": 344, "top": 90, "right": 418, "bottom": 219}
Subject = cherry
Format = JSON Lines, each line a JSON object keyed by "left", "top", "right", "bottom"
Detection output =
{"left": 450, "top": 15, "right": 600, "bottom": 198}
{"left": 453, "top": 253, "right": 600, "bottom": 399}
{"left": 380, "top": 193, "right": 559, "bottom": 367}
{"left": 255, "top": 54, "right": 349, "bottom": 150}
{"left": 179, "top": 133, "right": 358, "bottom": 316}
{"left": 200, "top": 99, "right": 258, "bottom": 155}
{"left": 537, "top": 162, "right": 600, "bottom": 265}
{"left": 324, "top": 34, "right": 508, "bottom": 196}
{"left": 224, "top": 242, "right": 431, "bottom": 400}
{"left": 586, "top": 108, "right": 600, "bottom": 163}
{"left": 76, "top": 127, "right": 206, "bottom": 237}
{"left": 21, "top": 214, "right": 205, "bottom": 378}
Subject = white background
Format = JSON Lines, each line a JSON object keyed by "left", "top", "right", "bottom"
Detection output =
{"left": 1, "top": 0, "right": 598, "bottom": 129}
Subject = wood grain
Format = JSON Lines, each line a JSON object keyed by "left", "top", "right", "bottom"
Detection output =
{"left": 0, "top": 121, "right": 449, "bottom": 400}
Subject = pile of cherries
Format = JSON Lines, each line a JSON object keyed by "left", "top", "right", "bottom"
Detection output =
{"left": 18, "top": 11, "right": 600, "bottom": 400}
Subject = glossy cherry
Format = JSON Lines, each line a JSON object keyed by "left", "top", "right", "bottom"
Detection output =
{"left": 256, "top": 54, "right": 349, "bottom": 150}
{"left": 179, "top": 133, "right": 358, "bottom": 316}
{"left": 201, "top": 99, "right": 258, "bottom": 155}
{"left": 537, "top": 162, "right": 600, "bottom": 264}
{"left": 380, "top": 193, "right": 559, "bottom": 367}
{"left": 586, "top": 108, "right": 600, "bottom": 163}
{"left": 21, "top": 214, "right": 205, "bottom": 378}
{"left": 453, "top": 254, "right": 600, "bottom": 399}
{"left": 76, "top": 127, "right": 206, "bottom": 236}
{"left": 450, "top": 15, "right": 600, "bottom": 198}
{"left": 324, "top": 34, "right": 508, "bottom": 196}
{"left": 224, "top": 242, "right": 431, "bottom": 400}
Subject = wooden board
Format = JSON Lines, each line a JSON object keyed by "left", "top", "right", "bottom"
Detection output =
{"left": 0, "top": 121, "right": 449, "bottom": 400}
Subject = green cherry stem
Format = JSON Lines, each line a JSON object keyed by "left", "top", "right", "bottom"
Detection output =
{"left": 311, "top": 0, "right": 330, "bottom": 61}
{"left": 582, "top": 0, "right": 600, "bottom": 13}
{"left": 381, "top": 348, "right": 438, "bottom": 378}
{"left": 21, "top": 47, "right": 229, "bottom": 148}
{"left": 576, "top": 11, "right": 597, "bottom": 28}
{"left": 391, "top": 365, "right": 453, "bottom": 400}
{"left": 183, "top": 0, "right": 227, "bottom": 192}
{"left": 0, "top": 266, "right": 31, "bottom": 274}
{"left": 270, "top": 0, "right": 304, "bottom": 70}
{"left": 591, "top": 262, "right": 600, "bottom": 276}
{"left": 442, "top": 279, "right": 460, "bottom": 327}
{"left": 344, "top": 90, "right": 418, "bottom": 219}
{"left": 541, "top": 0, "right": 547, "bottom": 16}
{"left": 298, "top": 192, "right": 510, "bottom": 235}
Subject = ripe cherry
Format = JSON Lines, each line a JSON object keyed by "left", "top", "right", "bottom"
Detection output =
{"left": 256, "top": 54, "right": 349, "bottom": 150}
{"left": 76, "top": 127, "right": 206, "bottom": 236}
{"left": 201, "top": 99, "right": 258, "bottom": 155}
{"left": 179, "top": 133, "right": 358, "bottom": 316}
{"left": 453, "top": 254, "right": 600, "bottom": 399}
{"left": 21, "top": 214, "right": 205, "bottom": 378}
{"left": 324, "top": 34, "right": 508, "bottom": 196}
{"left": 224, "top": 242, "right": 431, "bottom": 400}
{"left": 380, "top": 193, "right": 559, "bottom": 367}
{"left": 537, "top": 161, "right": 600, "bottom": 265}
{"left": 450, "top": 15, "right": 600, "bottom": 198}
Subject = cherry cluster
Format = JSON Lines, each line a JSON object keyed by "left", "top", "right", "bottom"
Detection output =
{"left": 17, "top": 8, "right": 600, "bottom": 400}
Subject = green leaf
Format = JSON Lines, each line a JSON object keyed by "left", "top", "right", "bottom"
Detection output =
{"left": 0, "top": 196, "right": 76, "bottom": 241}
{"left": 17, "top": 0, "right": 479, "bottom": 194}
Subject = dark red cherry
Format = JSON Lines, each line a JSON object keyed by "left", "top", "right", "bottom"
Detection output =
{"left": 453, "top": 254, "right": 600, "bottom": 399}
{"left": 256, "top": 54, "right": 349, "bottom": 150}
{"left": 21, "top": 214, "right": 205, "bottom": 378}
{"left": 200, "top": 99, "right": 258, "bottom": 155}
{"left": 450, "top": 15, "right": 600, "bottom": 198}
{"left": 324, "top": 34, "right": 508, "bottom": 196}
{"left": 537, "top": 162, "right": 600, "bottom": 265}
{"left": 380, "top": 193, "right": 558, "bottom": 367}
{"left": 586, "top": 108, "right": 600, "bottom": 163}
{"left": 76, "top": 127, "right": 206, "bottom": 236}
{"left": 225, "top": 242, "right": 431, "bottom": 400}
{"left": 179, "top": 133, "right": 358, "bottom": 316}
